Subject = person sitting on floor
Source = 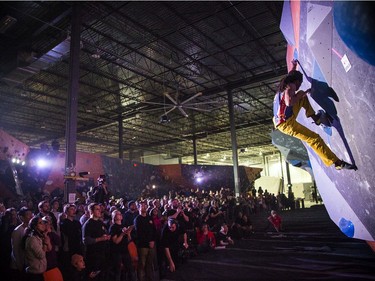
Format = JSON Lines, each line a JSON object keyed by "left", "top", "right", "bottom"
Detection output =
{"left": 267, "top": 210, "right": 283, "bottom": 232}
{"left": 240, "top": 215, "right": 254, "bottom": 238}
{"left": 196, "top": 223, "right": 216, "bottom": 253}
{"left": 70, "top": 254, "right": 100, "bottom": 281}
{"left": 216, "top": 223, "right": 234, "bottom": 247}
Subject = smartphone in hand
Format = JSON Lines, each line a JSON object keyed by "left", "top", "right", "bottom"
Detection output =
{"left": 91, "top": 270, "right": 101, "bottom": 277}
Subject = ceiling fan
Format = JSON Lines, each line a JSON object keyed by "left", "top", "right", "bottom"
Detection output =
{"left": 140, "top": 90, "right": 220, "bottom": 120}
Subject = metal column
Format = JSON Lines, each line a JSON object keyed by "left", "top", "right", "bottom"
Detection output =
{"left": 191, "top": 113, "right": 198, "bottom": 165}
{"left": 119, "top": 114, "right": 123, "bottom": 159}
{"left": 262, "top": 154, "right": 268, "bottom": 176}
{"left": 129, "top": 149, "right": 133, "bottom": 162}
{"left": 193, "top": 136, "right": 197, "bottom": 165}
{"left": 227, "top": 90, "right": 240, "bottom": 196}
{"left": 279, "top": 151, "right": 285, "bottom": 194}
{"left": 64, "top": 4, "right": 81, "bottom": 203}
{"left": 285, "top": 161, "right": 292, "bottom": 196}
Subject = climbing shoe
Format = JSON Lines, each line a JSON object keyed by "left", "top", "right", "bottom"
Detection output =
{"left": 315, "top": 110, "right": 332, "bottom": 127}
{"left": 335, "top": 160, "right": 358, "bottom": 171}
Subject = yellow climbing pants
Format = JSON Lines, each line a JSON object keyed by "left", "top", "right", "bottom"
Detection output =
{"left": 275, "top": 96, "right": 339, "bottom": 167}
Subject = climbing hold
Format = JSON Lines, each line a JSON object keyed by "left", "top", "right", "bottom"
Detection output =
{"left": 338, "top": 217, "right": 355, "bottom": 238}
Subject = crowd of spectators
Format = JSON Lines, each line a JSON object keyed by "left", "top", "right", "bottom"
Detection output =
{"left": 0, "top": 182, "right": 288, "bottom": 281}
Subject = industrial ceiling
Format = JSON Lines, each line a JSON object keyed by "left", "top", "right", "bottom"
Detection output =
{"left": 0, "top": 1, "right": 288, "bottom": 166}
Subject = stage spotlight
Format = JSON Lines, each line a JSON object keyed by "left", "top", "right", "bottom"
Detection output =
{"left": 37, "top": 158, "right": 49, "bottom": 168}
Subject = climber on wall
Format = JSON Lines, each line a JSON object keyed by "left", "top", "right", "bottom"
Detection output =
{"left": 273, "top": 59, "right": 357, "bottom": 171}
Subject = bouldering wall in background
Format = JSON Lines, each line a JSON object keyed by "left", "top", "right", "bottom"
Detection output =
{"left": 0, "top": 129, "right": 29, "bottom": 162}
{"left": 279, "top": 0, "right": 375, "bottom": 241}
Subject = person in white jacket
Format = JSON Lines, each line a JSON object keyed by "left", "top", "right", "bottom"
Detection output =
{"left": 23, "top": 215, "right": 52, "bottom": 281}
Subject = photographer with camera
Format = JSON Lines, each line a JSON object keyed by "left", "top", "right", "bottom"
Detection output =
{"left": 93, "top": 176, "right": 109, "bottom": 204}
{"left": 166, "top": 198, "right": 190, "bottom": 233}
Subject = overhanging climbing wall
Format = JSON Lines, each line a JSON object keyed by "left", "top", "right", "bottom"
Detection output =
{"left": 279, "top": 1, "right": 375, "bottom": 241}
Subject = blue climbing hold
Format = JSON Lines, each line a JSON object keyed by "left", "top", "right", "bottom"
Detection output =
{"left": 338, "top": 217, "right": 355, "bottom": 238}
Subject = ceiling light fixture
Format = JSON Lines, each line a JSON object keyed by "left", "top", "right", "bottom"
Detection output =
{"left": 0, "top": 15, "right": 17, "bottom": 34}
{"left": 91, "top": 53, "right": 100, "bottom": 59}
{"left": 159, "top": 114, "right": 170, "bottom": 124}
{"left": 91, "top": 49, "right": 101, "bottom": 59}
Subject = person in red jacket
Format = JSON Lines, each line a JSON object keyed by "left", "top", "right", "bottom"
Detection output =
{"left": 196, "top": 223, "right": 216, "bottom": 253}
{"left": 267, "top": 210, "right": 282, "bottom": 232}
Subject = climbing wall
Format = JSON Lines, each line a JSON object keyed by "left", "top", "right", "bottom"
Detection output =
{"left": 0, "top": 129, "right": 29, "bottom": 162}
{"left": 279, "top": 1, "right": 375, "bottom": 241}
